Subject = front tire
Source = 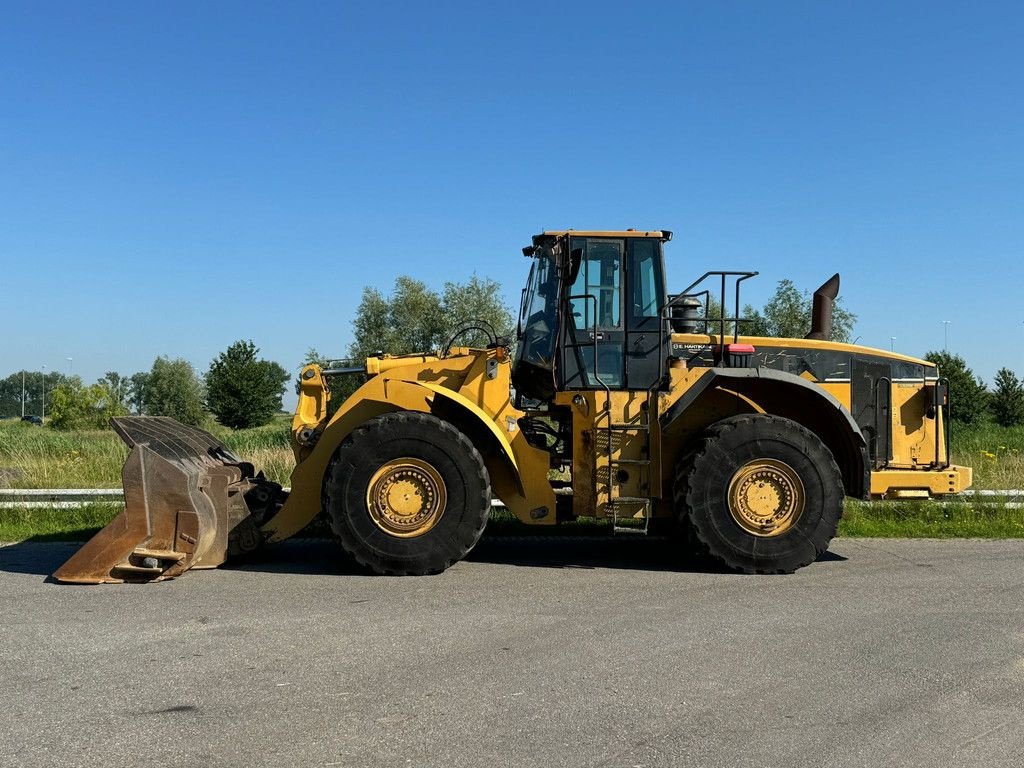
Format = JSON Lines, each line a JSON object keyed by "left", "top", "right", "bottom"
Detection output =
{"left": 323, "top": 412, "right": 491, "bottom": 575}
{"left": 674, "top": 415, "right": 843, "bottom": 574}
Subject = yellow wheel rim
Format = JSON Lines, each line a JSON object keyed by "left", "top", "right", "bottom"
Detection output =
{"left": 366, "top": 457, "right": 447, "bottom": 538}
{"left": 727, "top": 459, "right": 805, "bottom": 537}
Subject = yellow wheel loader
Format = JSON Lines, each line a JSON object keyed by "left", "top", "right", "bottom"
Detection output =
{"left": 54, "top": 229, "right": 972, "bottom": 583}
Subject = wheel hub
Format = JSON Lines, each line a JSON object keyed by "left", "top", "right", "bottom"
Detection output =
{"left": 366, "top": 458, "right": 447, "bottom": 538}
{"left": 727, "top": 459, "right": 805, "bottom": 537}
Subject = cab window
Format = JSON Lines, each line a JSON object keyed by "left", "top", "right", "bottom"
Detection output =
{"left": 569, "top": 240, "right": 622, "bottom": 329}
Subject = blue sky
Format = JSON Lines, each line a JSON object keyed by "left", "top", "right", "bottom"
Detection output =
{"left": 2, "top": 1, "right": 1022, "bottom": 399}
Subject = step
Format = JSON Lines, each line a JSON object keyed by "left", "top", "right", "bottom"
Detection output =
{"left": 612, "top": 525, "right": 649, "bottom": 535}
{"left": 132, "top": 548, "right": 186, "bottom": 562}
{"left": 609, "top": 496, "right": 652, "bottom": 504}
{"left": 111, "top": 563, "right": 163, "bottom": 576}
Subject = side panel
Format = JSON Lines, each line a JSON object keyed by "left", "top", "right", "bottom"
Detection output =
{"left": 659, "top": 367, "right": 870, "bottom": 499}
{"left": 850, "top": 358, "right": 892, "bottom": 467}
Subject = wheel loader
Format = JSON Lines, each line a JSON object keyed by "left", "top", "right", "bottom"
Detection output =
{"left": 54, "top": 229, "right": 972, "bottom": 583}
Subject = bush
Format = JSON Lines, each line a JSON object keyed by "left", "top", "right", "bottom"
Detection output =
{"left": 991, "top": 368, "right": 1024, "bottom": 427}
{"left": 48, "top": 378, "right": 129, "bottom": 431}
{"left": 206, "top": 340, "right": 289, "bottom": 429}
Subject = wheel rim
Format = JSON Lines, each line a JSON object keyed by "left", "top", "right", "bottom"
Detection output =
{"left": 366, "top": 457, "right": 447, "bottom": 538}
{"left": 727, "top": 459, "right": 805, "bottom": 537}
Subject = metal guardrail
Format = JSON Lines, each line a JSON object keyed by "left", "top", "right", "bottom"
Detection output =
{"left": 0, "top": 488, "right": 1022, "bottom": 510}
{"left": 0, "top": 488, "right": 513, "bottom": 510}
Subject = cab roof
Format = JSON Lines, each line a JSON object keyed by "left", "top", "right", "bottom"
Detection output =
{"left": 531, "top": 229, "right": 672, "bottom": 246}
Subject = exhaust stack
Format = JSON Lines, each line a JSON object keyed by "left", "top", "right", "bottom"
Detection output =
{"left": 806, "top": 273, "right": 840, "bottom": 341}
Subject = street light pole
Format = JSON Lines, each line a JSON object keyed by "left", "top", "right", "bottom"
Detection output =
{"left": 21, "top": 370, "right": 26, "bottom": 418}
{"left": 40, "top": 364, "right": 46, "bottom": 421}
{"left": 66, "top": 357, "right": 73, "bottom": 376}
{"left": 890, "top": 336, "right": 896, "bottom": 352}
{"left": 942, "top": 320, "right": 950, "bottom": 351}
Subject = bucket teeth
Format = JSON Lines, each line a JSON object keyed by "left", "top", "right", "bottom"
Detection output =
{"left": 52, "top": 416, "right": 286, "bottom": 584}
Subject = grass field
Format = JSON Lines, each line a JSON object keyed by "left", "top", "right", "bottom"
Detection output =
{"left": 1, "top": 417, "right": 1023, "bottom": 543}
{"left": 0, "top": 416, "right": 295, "bottom": 488}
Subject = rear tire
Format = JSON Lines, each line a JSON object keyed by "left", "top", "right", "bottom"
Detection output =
{"left": 673, "top": 415, "right": 843, "bottom": 574}
{"left": 323, "top": 412, "right": 491, "bottom": 575}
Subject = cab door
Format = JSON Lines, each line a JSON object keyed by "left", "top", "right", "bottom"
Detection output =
{"left": 560, "top": 237, "right": 625, "bottom": 390}
{"left": 624, "top": 238, "right": 667, "bottom": 390}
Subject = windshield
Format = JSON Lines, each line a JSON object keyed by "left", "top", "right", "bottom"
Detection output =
{"left": 515, "top": 252, "right": 559, "bottom": 371}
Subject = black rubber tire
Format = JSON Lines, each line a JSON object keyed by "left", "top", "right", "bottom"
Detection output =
{"left": 673, "top": 414, "right": 843, "bottom": 574}
{"left": 323, "top": 412, "right": 491, "bottom": 575}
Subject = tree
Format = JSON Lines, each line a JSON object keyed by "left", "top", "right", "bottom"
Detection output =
{"left": 143, "top": 357, "right": 206, "bottom": 426}
{"left": 348, "top": 274, "right": 514, "bottom": 361}
{"left": 739, "top": 279, "right": 856, "bottom": 342}
{"left": 128, "top": 371, "right": 150, "bottom": 414}
{"left": 0, "top": 370, "right": 67, "bottom": 419}
{"left": 98, "top": 372, "right": 130, "bottom": 412}
{"left": 924, "top": 351, "right": 989, "bottom": 425}
{"left": 206, "top": 340, "right": 289, "bottom": 429}
{"left": 295, "top": 274, "right": 514, "bottom": 410}
{"left": 48, "top": 376, "right": 130, "bottom": 430}
{"left": 990, "top": 368, "right": 1024, "bottom": 427}
{"left": 349, "top": 277, "right": 446, "bottom": 361}
{"left": 440, "top": 275, "right": 515, "bottom": 348}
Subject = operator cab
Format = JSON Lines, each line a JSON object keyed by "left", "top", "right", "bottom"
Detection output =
{"left": 513, "top": 230, "right": 670, "bottom": 401}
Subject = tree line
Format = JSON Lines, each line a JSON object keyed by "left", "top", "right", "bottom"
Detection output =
{"left": 2, "top": 274, "right": 515, "bottom": 431}
{"left": 5, "top": 272, "right": 1017, "bottom": 431}
{"left": 2, "top": 341, "right": 290, "bottom": 431}
{"left": 924, "top": 352, "right": 1024, "bottom": 427}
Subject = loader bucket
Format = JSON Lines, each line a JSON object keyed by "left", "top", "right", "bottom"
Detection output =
{"left": 53, "top": 416, "right": 285, "bottom": 584}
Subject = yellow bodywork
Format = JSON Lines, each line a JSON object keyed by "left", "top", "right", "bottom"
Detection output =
{"left": 665, "top": 332, "right": 973, "bottom": 500}
{"left": 261, "top": 348, "right": 556, "bottom": 541}
{"left": 264, "top": 331, "right": 971, "bottom": 539}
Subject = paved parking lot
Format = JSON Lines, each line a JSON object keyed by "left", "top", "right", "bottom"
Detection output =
{"left": 2, "top": 537, "right": 1023, "bottom": 767}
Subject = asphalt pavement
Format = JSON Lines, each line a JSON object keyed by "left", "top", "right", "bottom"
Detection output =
{"left": 1, "top": 537, "right": 1023, "bottom": 768}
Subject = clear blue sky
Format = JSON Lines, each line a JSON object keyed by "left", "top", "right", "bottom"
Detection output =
{"left": 3, "top": 1, "right": 1022, "bottom": 400}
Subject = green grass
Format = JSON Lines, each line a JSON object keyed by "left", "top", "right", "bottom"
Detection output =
{"left": 949, "top": 422, "right": 1024, "bottom": 490}
{"left": 840, "top": 499, "right": 1024, "bottom": 538}
{"left": 3, "top": 416, "right": 1024, "bottom": 543}
{"left": 0, "top": 503, "right": 122, "bottom": 542}
{"left": 0, "top": 415, "right": 295, "bottom": 488}
{"left": 0, "top": 420, "right": 127, "bottom": 488}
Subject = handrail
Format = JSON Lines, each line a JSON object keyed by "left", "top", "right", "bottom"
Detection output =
{"left": 872, "top": 376, "right": 892, "bottom": 468}
{"left": 652, "top": 271, "right": 759, "bottom": 390}
{"left": 937, "top": 376, "right": 951, "bottom": 469}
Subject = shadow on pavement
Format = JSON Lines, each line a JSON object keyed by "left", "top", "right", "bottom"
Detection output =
{"left": 0, "top": 540, "right": 79, "bottom": 577}
{"left": 227, "top": 536, "right": 848, "bottom": 575}
{"left": 470, "top": 536, "right": 709, "bottom": 572}
{"left": 0, "top": 536, "right": 848, "bottom": 580}
{"left": 224, "top": 540, "right": 364, "bottom": 576}
{"left": 470, "top": 537, "right": 847, "bottom": 571}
